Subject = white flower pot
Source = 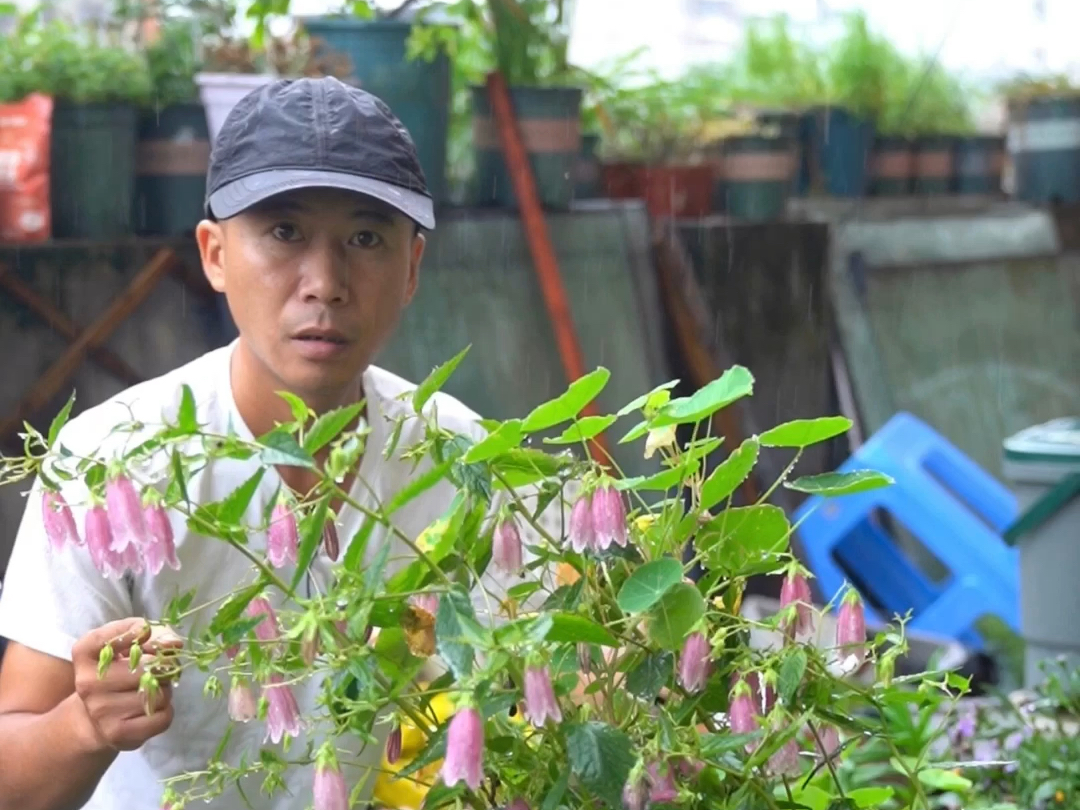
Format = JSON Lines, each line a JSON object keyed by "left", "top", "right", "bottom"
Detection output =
{"left": 195, "top": 72, "right": 275, "bottom": 145}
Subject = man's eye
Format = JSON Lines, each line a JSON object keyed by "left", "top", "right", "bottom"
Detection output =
{"left": 350, "top": 231, "right": 382, "bottom": 248}
{"left": 271, "top": 223, "right": 301, "bottom": 241}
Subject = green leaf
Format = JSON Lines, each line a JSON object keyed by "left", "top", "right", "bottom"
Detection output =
{"left": 616, "top": 380, "right": 680, "bottom": 417}
{"left": 343, "top": 517, "right": 377, "bottom": 573}
{"left": 653, "top": 366, "right": 754, "bottom": 427}
{"left": 616, "top": 558, "right": 684, "bottom": 613}
{"left": 847, "top": 787, "right": 895, "bottom": 808}
{"left": 544, "top": 414, "right": 617, "bottom": 445}
{"left": 546, "top": 613, "right": 618, "bottom": 647}
{"left": 303, "top": 403, "right": 363, "bottom": 455}
{"left": 566, "top": 722, "right": 636, "bottom": 809}
{"left": 697, "top": 505, "right": 792, "bottom": 571}
{"left": 413, "top": 345, "right": 471, "bottom": 413}
{"left": 777, "top": 648, "right": 807, "bottom": 705}
{"left": 48, "top": 391, "right": 76, "bottom": 447}
{"left": 208, "top": 582, "right": 265, "bottom": 636}
{"left": 618, "top": 419, "right": 651, "bottom": 445}
{"left": 277, "top": 391, "right": 310, "bottom": 424}
{"left": 176, "top": 384, "right": 198, "bottom": 433}
{"left": 257, "top": 429, "right": 316, "bottom": 468}
{"left": 542, "top": 579, "right": 585, "bottom": 612}
{"left": 491, "top": 448, "right": 566, "bottom": 488}
{"left": 290, "top": 498, "right": 330, "bottom": 592}
{"left": 384, "top": 459, "right": 454, "bottom": 516}
{"left": 170, "top": 449, "right": 189, "bottom": 506}
{"left": 786, "top": 470, "right": 894, "bottom": 497}
{"left": 462, "top": 420, "right": 524, "bottom": 462}
{"left": 700, "top": 438, "right": 760, "bottom": 509}
{"left": 614, "top": 466, "right": 685, "bottom": 492}
{"left": 625, "top": 651, "right": 674, "bottom": 702}
{"left": 541, "top": 767, "right": 571, "bottom": 810}
{"left": 916, "top": 768, "right": 973, "bottom": 792}
{"left": 646, "top": 582, "right": 706, "bottom": 650}
{"left": 216, "top": 468, "right": 265, "bottom": 525}
{"left": 435, "top": 590, "right": 475, "bottom": 680}
{"left": 783, "top": 785, "right": 831, "bottom": 810}
{"left": 522, "top": 368, "right": 611, "bottom": 432}
{"left": 363, "top": 539, "right": 392, "bottom": 593}
{"left": 760, "top": 416, "right": 852, "bottom": 448}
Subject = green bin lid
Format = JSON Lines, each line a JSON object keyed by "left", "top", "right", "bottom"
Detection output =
{"left": 1002, "top": 418, "right": 1080, "bottom": 546}
{"left": 1002, "top": 417, "right": 1080, "bottom": 484}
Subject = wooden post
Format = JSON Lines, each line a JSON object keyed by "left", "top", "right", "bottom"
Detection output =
{"left": 0, "top": 248, "right": 177, "bottom": 441}
{"left": 484, "top": 71, "right": 611, "bottom": 459}
{"left": 0, "top": 264, "right": 143, "bottom": 386}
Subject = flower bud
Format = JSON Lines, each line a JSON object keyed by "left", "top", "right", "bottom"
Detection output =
{"left": 410, "top": 592, "right": 440, "bottom": 617}
{"left": 728, "top": 678, "right": 759, "bottom": 737}
{"left": 263, "top": 675, "right": 301, "bottom": 743}
{"left": 492, "top": 517, "right": 524, "bottom": 575}
{"left": 42, "top": 489, "right": 80, "bottom": 551}
{"left": 568, "top": 494, "right": 595, "bottom": 553}
{"left": 506, "top": 800, "right": 530, "bottom": 810}
{"left": 386, "top": 723, "right": 402, "bottom": 764}
{"left": 767, "top": 738, "right": 802, "bottom": 776}
{"left": 143, "top": 502, "right": 180, "bottom": 576}
{"left": 577, "top": 642, "right": 592, "bottom": 675}
{"left": 440, "top": 705, "right": 484, "bottom": 791}
{"left": 523, "top": 665, "right": 562, "bottom": 727}
{"left": 301, "top": 630, "right": 320, "bottom": 666}
{"left": 836, "top": 591, "right": 867, "bottom": 665}
{"left": 812, "top": 723, "right": 840, "bottom": 758}
{"left": 779, "top": 570, "right": 814, "bottom": 638}
{"left": 105, "top": 473, "right": 148, "bottom": 552}
{"left": 646, "top": 761, "right": 679, "bottom": 803}
{"left": 322, "top": 518, "right": 339, "bottom": 562}
{"left": 246, "top": 596, "right": 280, "bottom": 644}
{"left": 591, "top": 485, "right": 628, "bottom": 550}
{"left": 228, "top": 678, "right": 257, "bottom": 722}
{"left": 268, "top": 501, "right": 299, "bottom": 569}
{"left": 622, "top": 773, "right": 649, "bottom": 810}
{"left": 314, "top": 754, "right": 348, "bottom": 810}
{"left": 677, "top": 631, "right": 711, "bottom": 694}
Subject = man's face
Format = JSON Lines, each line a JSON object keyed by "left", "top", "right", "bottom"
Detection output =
{"left": 197, "top": 187, "right": 425, "bottom": 400}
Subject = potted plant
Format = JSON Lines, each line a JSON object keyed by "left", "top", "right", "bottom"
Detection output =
{"left": 714, "top": 117, "right": 798, "bottom": 221}
{"left": 13, "top": 17, "right": 153, "bottom": 239}
{"left": 999, "top": 73, "right": 1080, "bottom": 204}
{"left": 296, "top": 2, "right": 456, "bottom": 207}
{"left": 133, "top": 17, "right": 210, "bottom": 236}
{"left": 439, "top": 0, "right": 584, "bottom": 211}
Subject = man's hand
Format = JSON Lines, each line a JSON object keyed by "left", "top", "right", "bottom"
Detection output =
{"left": 72, "top": 618, "right": 182, "bottom": 753}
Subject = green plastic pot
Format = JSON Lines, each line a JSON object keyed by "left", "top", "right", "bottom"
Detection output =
{"left": 471, "top": 85, "right": 583, "bottom": 211}
{"left": 51, "top": 102, "right": 138, "bottom": 239}
{"left": 719, "top": 135, "right": 795, "bottom": 220}
{"left": 134, "top": 102, "right": 209, "bottom": 236}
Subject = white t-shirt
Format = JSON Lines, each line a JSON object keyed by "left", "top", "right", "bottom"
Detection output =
{"left": 0, "top": 341, "right": 543, "bottom": 810}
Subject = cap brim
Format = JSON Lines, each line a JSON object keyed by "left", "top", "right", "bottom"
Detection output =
{"left": 207, "top": 169, "right": 436, "bottom": 230}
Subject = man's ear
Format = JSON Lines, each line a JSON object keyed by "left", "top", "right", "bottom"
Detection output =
{"left": 195, "top": 219, "right": 226, "bottom": 293}
{"left": 405, "top": 232, "right": 426, "bottom": 304}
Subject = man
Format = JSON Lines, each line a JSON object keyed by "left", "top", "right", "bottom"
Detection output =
{"left": 0, "top": 77, "right": 515, "bottom": 810}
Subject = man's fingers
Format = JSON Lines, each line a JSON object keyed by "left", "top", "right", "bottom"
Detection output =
{"left": 78, "top": 618, "right": 152, "bottom": 662}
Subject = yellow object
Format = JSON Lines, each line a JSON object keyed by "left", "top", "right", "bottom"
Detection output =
{"left": 373, "top": 691, "right": 456, "bottom": 810}
{"left": 634, "top": 514, "right": 657, "bottom": 533}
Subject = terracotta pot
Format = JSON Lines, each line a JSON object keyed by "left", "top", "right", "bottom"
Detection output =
{"left": 600, "top": 161, "right": 644, "bottom": 199}
{"left": 642, "top": 164, "right": 714, "bottom": 218}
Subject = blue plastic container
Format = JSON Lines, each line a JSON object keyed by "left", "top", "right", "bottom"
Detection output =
{"left": 800, "top": 106, "right": 874, "bottom": 197}
{"left": 301, "top": 17, "right": 452, "bottom": 206}
{"left": 795, "top": 412, "right": 1020, "bottom": 650}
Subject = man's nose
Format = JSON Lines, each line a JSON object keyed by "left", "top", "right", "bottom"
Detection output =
{"left": 297, "top": 243, "right": 349, "bottom": 305}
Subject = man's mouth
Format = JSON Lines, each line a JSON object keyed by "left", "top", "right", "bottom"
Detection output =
{"left": 293, "top": 328, "right": 349, "bottom": 345}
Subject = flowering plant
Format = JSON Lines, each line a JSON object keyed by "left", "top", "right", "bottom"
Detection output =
{"left": 6, "top": 354, "right": 978, "bottom": 810}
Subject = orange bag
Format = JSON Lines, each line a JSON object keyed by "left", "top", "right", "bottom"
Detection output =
{"left": 0, "top": 93, "right": 53, "bottom": 243}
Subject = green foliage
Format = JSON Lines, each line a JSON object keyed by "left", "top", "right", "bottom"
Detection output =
{"left": 10, "top": 351, "right": 980, "bottom": 810}
{"left": 0, "top": 12, "right": 153, "bottom": 104}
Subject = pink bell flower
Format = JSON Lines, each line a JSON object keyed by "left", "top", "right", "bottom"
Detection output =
{"left": 492, "top": 516, "right": 524, "bottom": 575}
{"left": 523, "top": 665, "right": 562, "bottom": 727}
{"left": 591, "top": 485, "right": 628, "bottom": 550}
{"left": 105, "top": 473, "right": 147, "bottom": 552}
{"left": 677, "top": 631, "right": 711, "bottom": 694}
{"left": 267, "top": 501, "right": 298, "bottom": 569}
{"left": 568, "top": 494, "right": 595, "bottom": 553}
{"left": 42, "top": 489, "right": 80, "bottom": 552}
{"left": 440, "top": 705, "right": 484, "bottom": 791}
{"left": 263, "top": 675, "right": 301, "bottom": 743}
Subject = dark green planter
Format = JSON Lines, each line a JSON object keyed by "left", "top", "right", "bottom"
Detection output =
{"left": 718, "top": 135, "right": 795, "bottom": 220}
{"left": 301, "top": 17, "right": 451, "bottom": 206}
{"left": 955, "top": 135, "right": 1005, "bottom": 195}
{"left": 913, "top": 136, "right": 957, "bottom": 195}
{"left": 134, "top": 102, "right": 209, "bottom": 236}
{"left": 1007, "top": 94, "right": 1080, "bottom": 204}
{"left": 471, "top": 85, "right": 583, "bottom": 211}
{"left": 870, "top": 136, "right": 913, "bottom": 196}
{"left": 51, "top": 103, "right": 138, "bottom": 239}
{"left": 573, "top": 133, "right": 602, "bottom": 200}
